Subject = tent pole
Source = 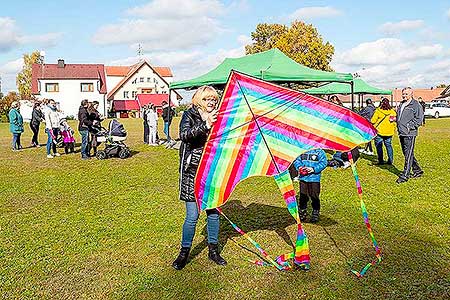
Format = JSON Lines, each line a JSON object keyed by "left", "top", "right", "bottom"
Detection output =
{"left": 351, "top": 81, "right": 355, "bottom": 110}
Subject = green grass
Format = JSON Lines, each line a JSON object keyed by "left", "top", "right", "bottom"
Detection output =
{"left": 0, "top": 117, "right": 449, "bottom": 300}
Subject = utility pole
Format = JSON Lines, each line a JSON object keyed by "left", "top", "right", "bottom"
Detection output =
{"left": 137, "top": 44, "right": 143, "bottom": 61}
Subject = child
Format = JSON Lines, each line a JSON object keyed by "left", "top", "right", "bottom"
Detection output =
{"left": 293, "top": 149, "right": 328, "bottom": 223}
{"left": 60, "top": 119, "right": 75, "bottom": 154}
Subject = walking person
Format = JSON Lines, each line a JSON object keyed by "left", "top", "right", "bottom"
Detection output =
{"left": 172, "top": 86, "right": 226, "bottom": 270}
{"left": 371, "top": 98, "right": 397, "bottom": 165}
{"left": 359, "top": 98, "right": 376, "bottom": 155}
{"left": 44, "top": 99, "right": 61, "bottom": 158}
{"left": 30, "top": 101, "right": 44, "bottom": 147}
{"left": 162, "top": 101, "right": 175, "bottom": 143}
{"left": 78, "top": 99, "right": 93, "bottom": 160}
{"left": 88, "top": 101, "right": 104, "bottom": 156}
{"left": 9, "top": 101, "right": 24, "bottom": 151}
{"left": 396, "top": 87, "right": 424, "bottom": 184}
{"left": 147, "top": 104, "right": 158, "bottom": 145}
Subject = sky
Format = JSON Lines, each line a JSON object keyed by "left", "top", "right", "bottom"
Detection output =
{"left": 1, "top": 0, "right": 450, "bottom": 95}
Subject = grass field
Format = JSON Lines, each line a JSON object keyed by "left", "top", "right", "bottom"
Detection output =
{"left": 0, "top": 117, "right": 449, "bottom": 300}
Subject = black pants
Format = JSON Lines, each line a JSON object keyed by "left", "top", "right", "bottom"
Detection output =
{"left": 399, "top": 136, "right": 422, "bottom": 179}
{"left": 298, "top": 181, "right": 321, "bottom": 211}
{"left": 364, "top": 141, "right": 373, "bottom": 152}
{"left": 143, "top": 122, "right": 149, "bottom": 144}
{"left": 30, "top": 123, "right": 40, "bottom": 145}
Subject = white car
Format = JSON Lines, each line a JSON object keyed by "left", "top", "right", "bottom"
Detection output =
{"left": 424, "top": 102, "right": 450, "bottom": 118}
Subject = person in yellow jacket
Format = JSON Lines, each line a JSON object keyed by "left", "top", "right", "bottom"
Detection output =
{"left": 371, "top": 98, "right": 397, "bottom": 165}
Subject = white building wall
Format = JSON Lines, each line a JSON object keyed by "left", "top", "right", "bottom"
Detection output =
{"left": 106, "top": 76, "right": 123, "bottom": 94}
{"left": 37, "top": 79, "right": 106, "bottom": 118}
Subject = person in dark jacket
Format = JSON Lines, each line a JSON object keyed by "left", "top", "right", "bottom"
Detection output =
{"left": 359, "top": 98, "right": 376, "bottom": 155}
{"left": 162, "top": 101, "right": 175, "bottom": 143}
{"left": 78, "top": 99, "right": 93, "bottom": 160}
{"left": 172, "top": 86, "right": 226, "bottom": 270}
{"left": 293, "top": 149, "right": 328, "bottom": 223}
{"left": 87, "top": 101, "right": 103, "bottom": 156}
{"left": 142, "top": 105, "right": 149, "bottom": 144}
{"left": 418, "top": 97, "right": 426, "bottom": 125}
{"left": 396, "top": 87, "right": 424, "bottom": 184}
{"left": 30, "top": 101, "right": 44, "bottom": 147}
{"left": 9, "top": 101, "right": 24, "bottom": 151}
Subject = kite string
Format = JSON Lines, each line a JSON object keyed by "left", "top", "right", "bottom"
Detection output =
{"left": 347, "top": 151, "right": 382, "bottom": 277}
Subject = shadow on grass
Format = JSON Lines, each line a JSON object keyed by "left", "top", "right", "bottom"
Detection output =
{"left": 189, "top": 200, "right": 338, "bottom": 263}
{"left": 358, "top": 152, "right": 403, "bottom": 177}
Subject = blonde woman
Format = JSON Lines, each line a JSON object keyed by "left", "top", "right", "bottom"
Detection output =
{"left": 173, "top": 86, "right": 226, "bottom": 270}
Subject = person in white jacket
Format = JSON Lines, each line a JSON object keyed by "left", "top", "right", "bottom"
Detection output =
{"left": 44, "top": 99, "right": 61, "bottom": 158}
{"left": 147, "top": 104, "right": 158, "bottom": 145}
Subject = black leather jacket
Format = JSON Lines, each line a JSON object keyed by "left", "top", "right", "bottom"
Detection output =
{"left": 178, "top": 106, "right": 210, "bottom": 202}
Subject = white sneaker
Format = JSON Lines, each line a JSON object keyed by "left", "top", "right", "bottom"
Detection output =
{"left": 358, "top": 148, "right": 364, "bottom": 153}
{"left": 293, "top": 177, "right": 299, "bottom": 182}
{"left": 54, "top": 153, "right": 61, "bottom": 157}
{"left": 366, "top": 151, "right": 374, "bottom": 156}
{"left": 343, "top": 161, "right": 351, "bottom": 169}
{"left": 47, "top": 154, "right": 54, "bottom": 159}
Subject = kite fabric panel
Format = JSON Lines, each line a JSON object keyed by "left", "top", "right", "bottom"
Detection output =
{"left": 195, "top": 71, "right": 377, "bottom": 211}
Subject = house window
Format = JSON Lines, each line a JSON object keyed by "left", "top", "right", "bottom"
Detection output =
{"left": 132, "top": 79, "right": 137, "bottom": 84}
{"left": 162, "top": 91, "right": 167, "bottom": 94}
{"left": 81, "top": 83, "right": 94, "bottom": 92}
{"left": 132, "top": 91, "right": 137, "bottom": 98}
{"left": 140, "top": 77, "right": 144, "bottom": 83}
{"left": 123, "top": 91, "right": 129, "bottom": 99}
{"left": 147, "top": 77, "right": 151, "bottom": 82}
{"left": 45, "top": 83, "right": 59, "bottom": 92}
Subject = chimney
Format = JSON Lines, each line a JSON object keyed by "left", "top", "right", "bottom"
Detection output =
{"left": 57, "top": 59, "right": 65, "bottom": 68}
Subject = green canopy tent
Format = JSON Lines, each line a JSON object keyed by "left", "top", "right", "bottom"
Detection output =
{"left": 302, "top": 78, "right": 392, "bottom": 109}
{"left": 170, "top": 48, "right": 353, "bottom": 90}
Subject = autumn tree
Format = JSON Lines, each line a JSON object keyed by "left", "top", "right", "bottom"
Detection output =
{"left": 16, "top": 50, "right": 42, "bottom": 99}
{"left": 0, "top": 91, "right": 20, "bottom": 122}
{"left": 436, "top": 83, "right": 447, "bottom": 88}
{"left": 245, "top": 21, "right": 335, "bottom": 71}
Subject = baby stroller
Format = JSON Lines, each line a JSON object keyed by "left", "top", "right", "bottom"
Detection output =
{"left": 95, "top": 119, "right": 131, "bottom": 159}
{"left": 59, "top": 118, "right": 75, "bottom": 154}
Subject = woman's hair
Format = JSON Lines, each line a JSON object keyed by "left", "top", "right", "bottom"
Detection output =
{"left": 329, "top": 95, "right": 343, "bottom": 106}
{"left": 380, "top": 97, "right": 391, "bottom": 110}
{"left": 48, "top": 99, "right": 56, "bottom": 105}
{"left": 11, "top": 101, "right": 19, "bottom": 109}
{"left": 92, "top": 101, "right": 99, "bottom": 106}
{"left": 33, "top": 101, "right": 41, "bottom": 109}
{"left": 192, "top": 86, "right": 219, "bottom": 110}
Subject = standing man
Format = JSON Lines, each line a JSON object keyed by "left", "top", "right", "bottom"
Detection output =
{"left": 78, "top": 99, "right": 93, "bottom": 160}
{"left": 142, "top": 105, "right": 149, "bottom": 144}
{"left": 396, "top": 87, "right": 424, "bottom": 184}
{"left": 359, "top": 98, "right": 376, "bottom": 155}
{"left": 162, "top": 101, "right": 174, "bottom": 143}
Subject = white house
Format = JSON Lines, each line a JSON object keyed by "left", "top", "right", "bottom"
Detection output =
{"left": 31, "top": 60, "right": 108, "bottom": 117}
{"left": 105, "top": 61, "right": 181, "bottom": 117}
{"left": 31, "top": 59, "right": 181, "bottom": 118}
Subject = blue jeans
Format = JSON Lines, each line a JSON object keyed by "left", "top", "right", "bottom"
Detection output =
{"left": 181, "top": 202, "right": 219, "bottom": 248}
{"left": 79, "top": 129, "right": 90, "bottom": 158}
{"left": 46, "top": 128, "right": 58, "bottom": 155}
{"left": 12, "top": 133, "right": 21, "bottom": 150}
{"left": 164, "top": 122, "right": 171, "bottom": 141}
{"left": 375, "top": 135, "right": 393, "bottom": 164}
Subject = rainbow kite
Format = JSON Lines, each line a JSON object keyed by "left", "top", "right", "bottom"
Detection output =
{"left": 195, "top": 71, "right": 381, "bottom": 274}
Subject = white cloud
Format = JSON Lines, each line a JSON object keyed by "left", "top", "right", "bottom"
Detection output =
{"left": 429, "top": 59, "right": 450, "bottom": 71}
{"left": 93, "top": 0, "right": 228, "bottom": 51}
{"left": 289, "top": 6, "right": 342, "bottom": 21}
{"left": 336, "top": 38, "right": 443, "bottom": 66}
{"left": 0, "top": 58, "right": 23, "bottom": 92}
{"left": 447, "top": 8, "right": 450, "bottom": 20}
{"left": 0, "top": 17, "right": 62, "bottom": 53}
{"left": 379, "top": 19, "right": 425, "bottom": 35}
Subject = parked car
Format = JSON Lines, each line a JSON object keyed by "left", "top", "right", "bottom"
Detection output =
{"left": 424, "top": 102, "right": 450, "bottom": 118}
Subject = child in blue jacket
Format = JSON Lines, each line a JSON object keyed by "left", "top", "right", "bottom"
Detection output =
{"left": 293, "top": 149, "right": 328, "bottom": 223}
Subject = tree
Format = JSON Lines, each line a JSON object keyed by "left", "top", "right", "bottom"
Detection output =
{"left": 436, "top": 83, "right": 447, "bottom": 88}
{"left": 16, "top": 50, "right": 42, "bottom": 99}
{"left": 0, "top": 91, "right": 20, "bottom": 122}
{"left": 245, "top": 21, "right": 335, "bottom": 71}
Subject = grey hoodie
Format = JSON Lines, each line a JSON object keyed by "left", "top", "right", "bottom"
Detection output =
{"left": 396, "top": 99, "right": 423, "bottom": 136}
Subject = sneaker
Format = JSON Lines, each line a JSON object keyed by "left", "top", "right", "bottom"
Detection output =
{"left": 311, "top": 210, "right": 320, "bottom": 223}
{"left": 396, "top": 177, "right": 408, "bottom": 184}
{"left": 299, "top": 209, "right": 307, "bottom": 222}
{"left": 54, "top": 153, "right": 61, "bottom": 157}
{"left": 358, "top": 148, "right": 364, "bottom": 153}
{"left": 47, "top": 154, "right": 54, "bottom": 159}
{"left": 293, "top": 176, "right": 299, "bottom": 182}
{"left": 342, "top": 161, "right": 351, "bottom": 169}
{"left": 366, "top": 151, "right": 374, "bottom": 155}
{"left": 411, "top": 171, "right": 424, "bottom": 178}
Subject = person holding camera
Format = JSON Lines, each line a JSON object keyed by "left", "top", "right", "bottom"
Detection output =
{"left": 293, "top": 149, "right": 328, "bottom": 223}
{"left": 371, "top": 97, "right": 397, "bottom": 165}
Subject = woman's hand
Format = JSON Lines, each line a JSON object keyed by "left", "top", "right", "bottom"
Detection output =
{"left": 206, "top": 110, "right": 218, "bottom": 129}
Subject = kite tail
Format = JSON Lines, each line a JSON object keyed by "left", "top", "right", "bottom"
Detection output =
{"left": 218, "top": 208, "right": 285, "bottom": 271}
{"left": 348, "top": 151, "right": 382, "bottom": 277}
{"left": 274, "top": 170, "right": 310, "bottom": 270}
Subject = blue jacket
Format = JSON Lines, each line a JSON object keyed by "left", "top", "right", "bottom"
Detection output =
{"left": 293, "top": 149, "right": 327, "bottom": 182}
{"left": 9, "top": 108, "right": 24, "bottom": 134}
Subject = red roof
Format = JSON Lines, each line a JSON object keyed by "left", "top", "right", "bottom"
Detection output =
{"left": 112, "top": 100, "right": 140, "bottom": 111}
{"left": 32, "top": 63, "right": 107, "bottom": 94}
{"left": 136, "top": 94, "right": 178, "bottom": 107}
{"left": 105, "top": 65, "right": 173, "bottom": 77}
{"left": 392, "top": 88, "right": 445, "bottom": 102}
